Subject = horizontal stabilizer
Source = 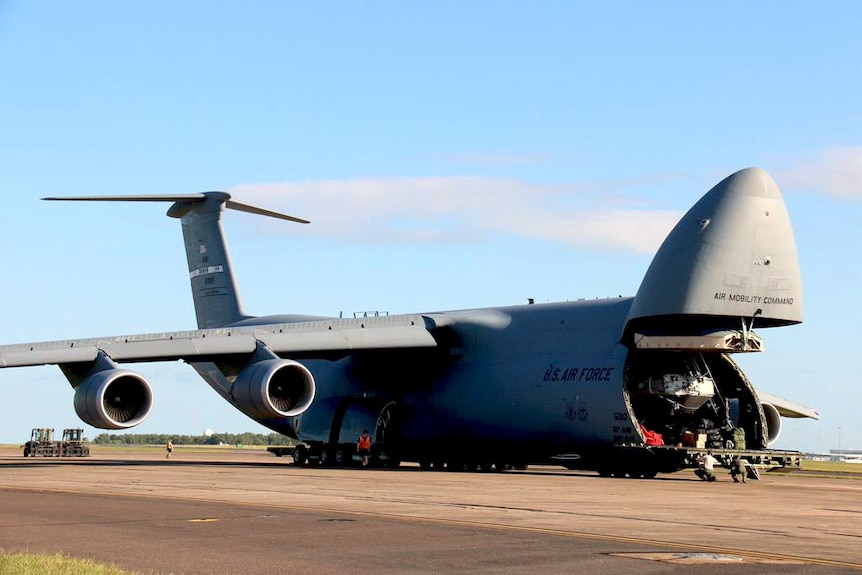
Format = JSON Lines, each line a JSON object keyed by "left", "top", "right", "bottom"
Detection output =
{"left": 43, "top": 194, "right": 309, "bottom": 224}
{"left": 225, "top": 199, "right": 309, "bottom": 224}
{"left": 43, "top": 194, "right": 207, "bottom": 202}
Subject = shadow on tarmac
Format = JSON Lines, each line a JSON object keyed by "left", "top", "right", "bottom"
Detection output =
{"left": 0, "top": 456, "right": 697, "bottom": 481}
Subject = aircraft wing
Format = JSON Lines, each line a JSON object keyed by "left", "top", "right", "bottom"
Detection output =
{"left": 756, "top": 389, "right": 820, "bottom": 420}
{"left": 0, "top": 314, "right": 439, "bottom": 368}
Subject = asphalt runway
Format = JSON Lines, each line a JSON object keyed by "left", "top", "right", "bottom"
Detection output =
{"left": 0, "top": 448, "right": 859, "bottom": 574}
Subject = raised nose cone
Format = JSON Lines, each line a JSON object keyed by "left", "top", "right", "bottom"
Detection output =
{"left": 625, "top": 168, "right": 803, "bottom": 336}
{"left": 721, "top": 167, "right": 782, "bottom": 199}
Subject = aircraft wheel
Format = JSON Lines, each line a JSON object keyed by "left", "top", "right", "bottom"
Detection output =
{"left": 480, "top": 462, "right": 493, "bottom": 472}
{"left": 334, "top": 449, "right": 345, "bottom": 466}
{"left": 639, "top": 461, "right": 659, "bottom": 479}
{"left": 320, "top": 449, "right": 330, "bottom": 467}
{"left": 419, "top": 460, "right": 432, "bottom": 471}
{"left": 597, "top": 468, "right": 612, "bottom": 477}
{"left": 292, "top": 446, "right": 308, "bottom": 466}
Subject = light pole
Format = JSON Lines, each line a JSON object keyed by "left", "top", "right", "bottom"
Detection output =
{"left": 838, "top": 427, "right": 842, "bottom": 458}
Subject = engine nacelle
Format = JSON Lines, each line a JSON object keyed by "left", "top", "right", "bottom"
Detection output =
{"left": 231, "top": 359, "right": 316, "bottom": 420}
{"left": 73, "top": 369, "right": 154, "bottom": 429}
{"left": 762, "top": 402, "right": 782, "bottom": 445}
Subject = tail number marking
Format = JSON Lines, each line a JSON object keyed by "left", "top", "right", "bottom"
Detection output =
{"left": 190, "top": 265, "right": 225, "bottom": 279}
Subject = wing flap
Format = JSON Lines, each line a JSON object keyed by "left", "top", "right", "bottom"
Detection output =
{"left": 255, "top": 314, "right": 438, "bottom": 353}
{"left": 96, "top": 335, "right": 260, "bottom": 360}
{"left": 256, "top": 324, "right": 436, "bottom": 352}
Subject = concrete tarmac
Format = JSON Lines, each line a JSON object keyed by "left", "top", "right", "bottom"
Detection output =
{"left": 0, "top": 447, "right": 859, "bottom": 574}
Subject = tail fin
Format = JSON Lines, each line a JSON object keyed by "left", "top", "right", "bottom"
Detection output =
{"left": 43, "top": 193, "right": 308, "bottom": 329}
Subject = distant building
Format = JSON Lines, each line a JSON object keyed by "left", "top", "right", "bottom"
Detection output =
{"left": 829, "top": 449, "right": 862, "bottom": 463}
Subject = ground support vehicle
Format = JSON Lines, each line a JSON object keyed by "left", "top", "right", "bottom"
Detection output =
{"left": 23, "top": 428, "right": 58, "bottom": 457}
{"left": 22, "top": 428, "right": 90, "bottom": 457}
{"left": 59, "top": 428, "right": 90, "bottom": 457}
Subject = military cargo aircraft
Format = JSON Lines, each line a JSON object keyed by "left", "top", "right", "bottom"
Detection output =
{"left": 0, "top": 168, "right": 818, "bottom": 476}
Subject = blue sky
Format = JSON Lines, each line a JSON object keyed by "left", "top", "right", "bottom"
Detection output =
{"left": 0, "top": 2, "right": 859, "bottom": 453}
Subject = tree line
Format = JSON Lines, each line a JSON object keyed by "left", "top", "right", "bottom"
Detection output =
{"left": 91, "top": 432, "right": 293, "bottom": 446}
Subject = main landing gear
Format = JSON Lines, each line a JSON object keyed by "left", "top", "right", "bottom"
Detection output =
{"left": 292, "top": 443, "right": 401, "bottom": 469}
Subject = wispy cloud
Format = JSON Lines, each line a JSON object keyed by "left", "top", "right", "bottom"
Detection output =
{"left": 434, "top": 152, "right": 555, "bottom": 166}
{"left": 776, "top": 147, "right": 862, "bottom": 200}
{"left": 230, "top": 175, "right": 685, "bottom": 253}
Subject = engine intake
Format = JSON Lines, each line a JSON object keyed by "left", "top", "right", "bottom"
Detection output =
{"left": 73, "top": 369, "right": 154, "bottom": 429}
{"left": 231, "top": 359, "right": 316, "bottom": 419}
{"left": 762, "top": 402, "right": 782, "bottom": 445}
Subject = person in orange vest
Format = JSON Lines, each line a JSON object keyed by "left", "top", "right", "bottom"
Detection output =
{"left": 357, "top": 429, "right": 372, "bottom": 467}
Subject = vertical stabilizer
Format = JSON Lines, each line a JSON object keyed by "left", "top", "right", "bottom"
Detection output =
{"left": 168, "top": 193, "right": 249, "bottom": 329}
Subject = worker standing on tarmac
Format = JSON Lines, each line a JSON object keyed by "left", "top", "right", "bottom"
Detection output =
{"left": 166, "top": 438, "right": 173, "bottom": 459}
{"left": 730, "top": 455, "right": 747, "bottom": 483}
{"left": 357, "top": 429, "right": 372, "bottom": 467}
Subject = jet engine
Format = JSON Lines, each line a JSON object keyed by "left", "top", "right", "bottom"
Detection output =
{"left": 230, "top": 359, "right": 316, "bottom": 419}
{"left": 73, "top": 369, "right": 154, "bottom": 429}
{"left": 761, "top": 402, "right": 782, "bottom": 445}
